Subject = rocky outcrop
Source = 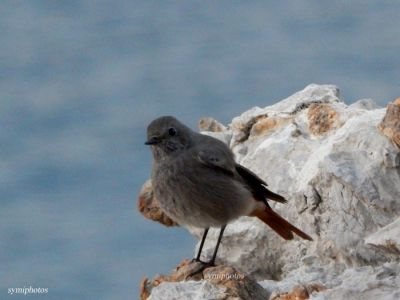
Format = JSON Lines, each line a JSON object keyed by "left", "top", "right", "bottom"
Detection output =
{"left": 140, "top": 260, "right": 269, "bottom": 300}
{"left": 138, "top": 84, "right": 400, "bottom": 299}
{"left": 307, "top": 103, "right": 341, "bottom": 136}
{"left": 260, "top": 262, "right": 400, "bottom": 300}
{"left": 379, "top": 98, "right": 400, "bottom": 148}
{"left": 269, "top": 283, "right": 326, "bottom": 300}
{"left": 198, "top": 117, "right": 227, "bottom": 133}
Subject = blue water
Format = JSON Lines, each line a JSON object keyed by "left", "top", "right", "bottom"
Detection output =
{"left": 1, "top": 1, "right": 399, "bottom": 299}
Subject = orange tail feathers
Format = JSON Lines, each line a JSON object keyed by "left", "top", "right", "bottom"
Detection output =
{"left": 251, "top": 207, "right": 313, "bottom": 241}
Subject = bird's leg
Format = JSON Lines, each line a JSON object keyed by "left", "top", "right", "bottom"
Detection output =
{"left": 192, "top": 228, "right": 209, "bottom": 263}
{"left": 188, "top": 226, "right": 226, "bottom": 278}
{"left": 208, "top": 225, "right": 226, "bottom": 266}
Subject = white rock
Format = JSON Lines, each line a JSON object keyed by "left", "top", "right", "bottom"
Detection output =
{"left": 229, "top": 84, "right": 341, "bottom": 147}
{"left": 349, "top": 98, "right": 379, "bottom": 110}
{"left": 263, "top": 83, "right": 341, "bottom": 114}
{"left": 259, "top": 263, "right": 344, "bottom": 296}
{"left": 365, "top": 217, "right": 400, "bottom": 250}
{"left": 147, "top": 281, "right": 227, "bottom": 300}
{"left": 310, "top": 263, "right": 400, "bottom": 300}
{"left": 197, "top": 85, "right": 400, "bottom": 279}
{"left": 259, "top": 262, "right": 400, "bottom": 300}
{"left": 192, "top": 217, "right": 290, "bottom": 280}
{"left": 148, "top": 84, "right": 400, "bottom": 299}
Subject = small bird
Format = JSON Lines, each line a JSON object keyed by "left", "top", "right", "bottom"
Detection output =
{"left": 145, "top": 116, "right": 312, "bottom": 272}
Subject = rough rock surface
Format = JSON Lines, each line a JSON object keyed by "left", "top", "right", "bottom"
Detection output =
{"left": 139, "top": 84, "right": 400, "bottom": 299}
{"left": 307, "top": 103, "right": 341, "bottom": 136}
{"left": 140, "top": 260, "right": 269, "bottom": 300}
{"left": 365, "top": 217, "right": 400, "bottom": 255}
{"left": 260, "top": 262, "right": 400, "bottom": 300}
{"left": 379, "top": 98, "right": 400, "bottom": 148}
{"left": 198, "top": 117, "right": 227, "bottom": 132}
{"left": 270, "top": 283, "right": 326, "bottom": 300}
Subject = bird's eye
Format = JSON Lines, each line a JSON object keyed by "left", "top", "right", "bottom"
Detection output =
{"left": 168, "top": 127, "right": 177, "bottom": 136}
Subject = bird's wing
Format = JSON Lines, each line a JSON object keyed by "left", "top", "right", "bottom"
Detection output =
{"left": 235, "top": 163, "right": 287, "bottom": 204}
{"left": 196, "top": 147, "right": 236, "bottom": 177}
{"left": 195, "top": 135, "right": 286, "bottom": 204}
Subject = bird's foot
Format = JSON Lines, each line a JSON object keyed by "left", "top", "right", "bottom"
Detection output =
{"left": 187, "top": 260, "right": 215, "bottom": 278}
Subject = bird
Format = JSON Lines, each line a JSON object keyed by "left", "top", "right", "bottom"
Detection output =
{"left": 145, "top": 116, "right": 312, "bottom": 273}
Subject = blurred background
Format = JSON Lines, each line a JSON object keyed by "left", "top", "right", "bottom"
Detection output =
{"left": 1, "top": 1, "right": 399, "bottom": 299}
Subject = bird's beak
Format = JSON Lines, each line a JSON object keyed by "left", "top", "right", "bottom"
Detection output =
{"left": 145, "top": 136, "right": 160, "bottom": 145}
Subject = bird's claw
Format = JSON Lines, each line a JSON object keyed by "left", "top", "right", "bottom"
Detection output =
{"left": 187, "top": 259, "right": 215, "bottom": 278}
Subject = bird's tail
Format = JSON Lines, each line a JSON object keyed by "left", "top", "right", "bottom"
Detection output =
{"left": 251, "top": 207, "right": 313, "bottom": 241}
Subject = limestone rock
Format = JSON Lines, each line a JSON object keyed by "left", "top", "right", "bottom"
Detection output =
{"left": 249, "top": 115, "right": 292, "bottom": 139}
{"left": 202, "top": 265, "right": 270, "bottom": 300}
{"left": 349, "top": 98, "right": 378, "bottom": 110}
{"left": 365, "top": 217, "right": 400, "bottom": 256}
{"left": 140, "top": 260, "right": 203, "bottom": 300}
{"left": 196, "top": 85, "right": 400, "bottom": 281}
{"left": 141, "top": 84, "right": 400, "bottom": 300}
{"left": 379, "top": 97, "right": 400, "bottom": 148}
{"left": 137, "top": 179, "right": 178, "bottom": 227}
{"left": 307, "top": 103, "right": 341, "bottom": 136}
{"left": 141, "top": 260, "right": 269, "bottom": 300}
{"left": 310, "top": 263, "right": 400, "bottom": 300}
{"left": 188, "top": 217, "right": 291, "bottom": 280}
{"left": 260, "top": 262, "right": 400, "bottom": 300}
{"left": 147, "top": 281, "right": 225, "bottom": 300}
{"left": 270, "top": 283, "right": 326, "bottom": 300}
{"left": 230, "top": 84, "right": 341, "bottom": 147}
{"left": 198, "top": 117, "right": 227, "bottom": 132}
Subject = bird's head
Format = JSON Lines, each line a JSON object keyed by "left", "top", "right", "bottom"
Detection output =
{"left": 145, "top": 116, "right": 193, "bottom": 159}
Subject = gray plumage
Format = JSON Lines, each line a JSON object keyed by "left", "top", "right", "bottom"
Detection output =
{"left": 145, "top": 116, "right": 312, "bottom": 273}
{"left": 146, "top": 116, "right": 261, "bottom": 228}
{"left": 146, "top": 116, "right": 313, "bottom": 244}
